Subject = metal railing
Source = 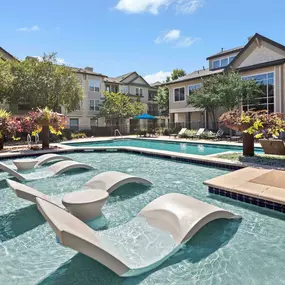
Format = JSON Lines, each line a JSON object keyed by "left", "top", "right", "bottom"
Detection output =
{"left": 114, "top": 129, "right": 122, "bottom": 139}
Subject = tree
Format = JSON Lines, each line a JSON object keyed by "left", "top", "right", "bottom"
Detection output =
{"left": 171, "top": 69, "right": 186, "bottom": 81}
{"left": 213, "top": 72, "right": 263, "bottom": 111}
{"left": 98, "top": 91, "right": 145, "bottom": 122}
{"left": 188, "top": 76, "right": 221, "bottom": 130}
{"left": 5, "top": 53, "right": 84, "bottom": 112}
{"left": 0, "top": 58, "right": 14, "bottom": 103}
{"left": 189, "top": 72, "right": 262, "bottom": 129}
{"left": 155, "top": 86, "right": 169, "bottom": 115}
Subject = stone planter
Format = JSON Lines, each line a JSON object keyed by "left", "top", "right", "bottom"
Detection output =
{"left": 260, "top": 139, "right": 285, "bottom": 155}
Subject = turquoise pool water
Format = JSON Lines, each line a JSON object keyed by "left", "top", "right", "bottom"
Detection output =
{"left": 64, "top": 139, "right": 263, "bottom": 156}
{"left": 1, "top": 152, "right": 284, "bottom": 285}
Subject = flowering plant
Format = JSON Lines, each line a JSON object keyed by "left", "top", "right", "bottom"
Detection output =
{"left": 219, "top": 109, "right": 285, "bottom": 139}
{"left": 23, "top": 108, "right": 66, "bottom": 136}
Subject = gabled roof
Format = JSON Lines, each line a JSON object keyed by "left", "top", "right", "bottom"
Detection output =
{"left": 114, "top": 71, "right": 136, "bottom": 82}
{"left": 164, "top": 68, "right": 224, "bottom": 85}
{"left": 151, "top": 81, "right": 162, "bottom": 87}
{"left": 225, "top": 33, "right": 285, "bottom": 71}
{"left": 71, "top": 67, "right": 107, "bottom": 77}
{"left": 0, "top": 47, "right": 19, "bottom": 61}
{"left": 206, "top": 46, "right": 244, "bottom": 60}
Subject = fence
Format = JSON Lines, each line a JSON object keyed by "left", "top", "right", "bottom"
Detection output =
{"left": 64, "top": 120, "right": 222, "bottom": 138}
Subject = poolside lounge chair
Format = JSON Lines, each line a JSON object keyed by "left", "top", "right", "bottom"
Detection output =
{"left": 1, "top": 160, "right": 94, "bottom": 182}
{"left": 260, "top": 139, "right": 285, "bottom": 155}
{"left": 169, "top": 128, "right": 187, "bottom": 139}
{"left": 36, "top": 193, "right": 240, "bottom": 277}
{"left": 188, "top": 128, "right": 205, "bottom": 139}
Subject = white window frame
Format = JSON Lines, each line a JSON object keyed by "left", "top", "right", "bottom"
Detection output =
{"left": 89, "top": 79, "right": 100, "bottom": 92}
{"left": 242, "top": 71, "right": 275, "bottom": 112}
{"left": 173, "top": 86, "right": 186, "bottom": 103}
{"left": 188, "top": 83, "right": 201, "bottom": 95}
{"left": 212, "top": 55, "right": 237, "bottom": 69}
{"left": 69, "top": 118, "right": 79, "bottom": 129}
{"left": 121, "top": 85, "right": 128, "bottom": 94}
{"left": 89, "top": 99, "right": 100, "bottom": 111}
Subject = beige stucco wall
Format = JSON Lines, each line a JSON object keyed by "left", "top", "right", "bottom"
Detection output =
{"left": 168, "top": 78, "right": 203, "bottom": 112}
{"left": 235, "top": 40, "right": 285, "bottom": 69}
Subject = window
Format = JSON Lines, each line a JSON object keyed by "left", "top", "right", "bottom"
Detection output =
{"left": 89, "top": 80, "right": 100, "bottom": 92}
{"left": 221, "top": 58, "right": 228, "bottom": 67}
{"left": 229, "top": 56, "right": 235, "bottom": 63}
{"left": 89, "top": 100, "right": 100, "bottom": 111}
{"left": 148, "top": 90, "right": 157, "bottom": 101}
{"left": 242, "top": 72, "right": 274, "bottom": 112}
{"left": 121, "top": 86, "right": 128, "bottom": 94}
{"left": 213, "top": 60, "right": 220, "bottom": 69}
{"left": 174, "top": 87, "right": 185, "bottom": 102}
{"left": 90, "top": 118, "right": 97, "bottom": 127}
{"left": 212, "top": 55, "right": 236, "bottom": 69}
{"left": 136, "top": 88, "right": 143, "bottom": 96}
{"left": 106, "top": 84, "right": 110, "bottom": 92}
{"left": 188, "top": 84, "right": 201, "bottom": 95}
{"left": 70, "top": 118, "right": 79, "bottom": 131}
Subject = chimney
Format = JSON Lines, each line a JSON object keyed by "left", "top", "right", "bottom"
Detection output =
{"left": 221, "top": 48, "right": 224, "bottom": 52}
{"left": 84, "top": 67, "right": 93, "bottom": 72}
{"left": 203, "top": 66, "right": 205, "bottom": 70}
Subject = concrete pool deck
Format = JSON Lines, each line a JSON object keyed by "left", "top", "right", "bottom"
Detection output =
{"left": 204, "top": 167, "right": 285, "bottom": 212}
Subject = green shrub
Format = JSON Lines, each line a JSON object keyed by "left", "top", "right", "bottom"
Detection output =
{"left": 71, "top": 132, "right": 87, "bottom": 139}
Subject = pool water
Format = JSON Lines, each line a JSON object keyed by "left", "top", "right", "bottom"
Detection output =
{"left": 64, "top": 138, "right": 263, "bottom": 156}
{"left": 1, "top": 152, "right": 285, "bottom": 285}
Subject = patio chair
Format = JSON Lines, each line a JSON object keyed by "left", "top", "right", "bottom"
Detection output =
{"left": 36, "top": 193, "right": 240, "bottom": 277}
{"left": 169, "top": 128, "right": 187, "bottom": 139}
{"left": 188, "top": 128, "right": 205, "bottom": 139}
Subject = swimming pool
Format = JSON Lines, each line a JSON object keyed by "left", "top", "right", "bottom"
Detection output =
{"left": 1, "top": 152, "right": 284, "bottom": 285}
{"left": 64, "top": 138, "right": 263, "bottom": 156}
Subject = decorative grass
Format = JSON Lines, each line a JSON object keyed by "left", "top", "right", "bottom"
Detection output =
{"left": 217, "top": 152, "right": 285, "bottom": 168}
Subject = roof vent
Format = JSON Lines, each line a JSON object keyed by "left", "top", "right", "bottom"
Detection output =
{"left": 203, "top": 66, "right": 205, "bottom": 70}
{"left": 197, "top": 70, "right": 200, "bottom": 74}
{"left": 84, "top": 67, "right": 93, "bottom": 72}
{"left": 221, "top": 48, "right": 224, "bottom": 52}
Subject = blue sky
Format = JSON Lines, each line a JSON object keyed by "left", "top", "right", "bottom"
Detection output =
{"left": 1, "top": 0, "right": 285, "bottom": 83}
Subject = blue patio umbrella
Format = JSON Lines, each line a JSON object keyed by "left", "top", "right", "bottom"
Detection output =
{"left": 135, "top": 113, "right": 156, "bottom": 120}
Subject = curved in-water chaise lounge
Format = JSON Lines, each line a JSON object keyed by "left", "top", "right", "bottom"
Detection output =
{"left": 6, "top": 179, "right": 108, "bottom": 221}
{"left": 35, "top": 153, "right": 73, "bottom": 167}
{"left": 1, "top": 160, "right": 94, "bottom": 182}
{"left": 36, "top": 193, "right": 241, "bottom": 277}
{"left": 84, "top": 171, "right": 152, "bottom": 193}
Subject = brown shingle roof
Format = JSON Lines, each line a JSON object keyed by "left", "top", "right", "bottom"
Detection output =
{"left": 164, "top": 68, "right": 224, "bottom": 85}
{"left": 206, "top": 46, "right": 244, "bottom": 60}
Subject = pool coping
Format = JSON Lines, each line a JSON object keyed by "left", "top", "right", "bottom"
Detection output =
{"left": 62, "top": 136, "right": 264, "bottom": 151}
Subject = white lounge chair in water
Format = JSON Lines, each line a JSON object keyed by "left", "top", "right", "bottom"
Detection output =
{"left": 1, "top": 160, "right": 94, "bottom": 182}
{"left": 36, "top": 193, "right": 240, "bottom": 277}
{"left": 6, "top": 179, "right": 109, "bottom": 221}
{"left": 84, "top": 171, "right": 152, "bottom": 193}
{"left": 6, "top": 171, "right": 152, "bottom": 203}
{"left": 12, "top": 153, "right": 73, "bottom": 171}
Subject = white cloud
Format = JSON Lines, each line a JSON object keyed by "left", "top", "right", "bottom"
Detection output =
{"left": 177, "top": 36, "right": 200, "bottom": 47}
{"left": 115, "top": 0, "right": 204, "bottom": 14}
{"left": 176, "top": 0, "right": 204, "bottom": 14}
{"left": 144, "top": 71, "right": 171, "bottom": 84}
{"left": 155, "top": 29, "right": 181, "bottom": 44}
{"left": 17, "top": 25, "right": 40, "bottom": 32}
{"left": 155, "top": 29, "right": 200, "bottom": 47}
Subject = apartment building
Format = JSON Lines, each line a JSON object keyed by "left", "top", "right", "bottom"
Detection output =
{"left": 166, "top": 33, "right": 285, "bottom": 129}
{"left": 65, "top": 70, "right": 160, "bottom": 131}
